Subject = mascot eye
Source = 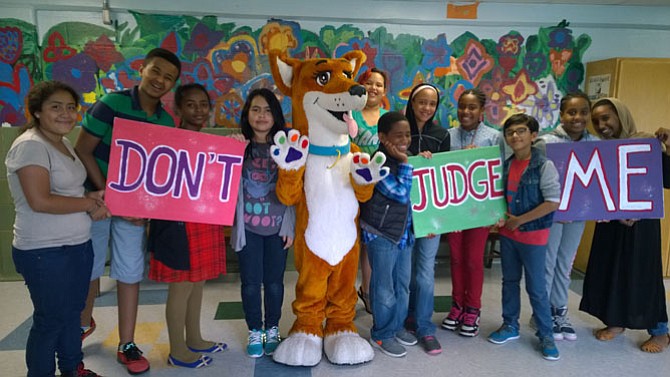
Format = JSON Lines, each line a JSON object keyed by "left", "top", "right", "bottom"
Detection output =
{"left": 315, "top": 72, "right": 331, "bottom": 86}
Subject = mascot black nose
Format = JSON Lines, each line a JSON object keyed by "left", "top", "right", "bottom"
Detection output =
{"left": 349, "top": 85, "right": 366, "bottom": 97}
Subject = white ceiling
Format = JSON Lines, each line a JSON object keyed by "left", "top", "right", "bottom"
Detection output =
{"left": 391, "top": 0, "right": 670, "bottom": 6}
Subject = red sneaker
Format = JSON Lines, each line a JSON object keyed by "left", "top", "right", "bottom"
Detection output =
{"left": 117, "top": 342, "right": 150, "bottom": 375}
{"left": 60, "top": 362, "right": 101, "bottom": 377}
{"left": 81, "top": 318, "right": 96, "bottom": 341}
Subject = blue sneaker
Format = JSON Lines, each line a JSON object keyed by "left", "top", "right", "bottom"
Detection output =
{"left": 264, "top": 326, "right": 281, "bottom": 356}
{"left": 488, "top": 324, "right": 520, "bottom": 344}
{"left": 247, "top": 329, "right": 264, "bottom": 358}
{"left": 540, "top": 336, "right": 560, "bottom": 361}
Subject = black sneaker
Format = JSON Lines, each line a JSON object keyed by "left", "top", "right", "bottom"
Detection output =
{"left": 554, "top": 307, "right": 577, "bottom": 341}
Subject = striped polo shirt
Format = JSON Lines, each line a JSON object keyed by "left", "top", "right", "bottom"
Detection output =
{"left": 81, "top": 86, "right": 175, "bottom": 177}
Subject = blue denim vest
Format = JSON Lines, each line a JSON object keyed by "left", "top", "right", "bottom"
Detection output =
{"left": 503, "top": 147, "right": 555, "bottom": 231}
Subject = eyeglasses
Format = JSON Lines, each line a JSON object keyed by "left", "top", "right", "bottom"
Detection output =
{"left": 504, "top": 127, "right": 530, "bottom": 137}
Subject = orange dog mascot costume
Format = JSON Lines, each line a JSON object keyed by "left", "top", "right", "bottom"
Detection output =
{"left": 268, "top": 50, "right": 389, "bottom": 366}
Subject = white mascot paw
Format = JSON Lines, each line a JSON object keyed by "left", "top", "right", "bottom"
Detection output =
{"left": 324, "top": 331, "right": 374, "bottom": 365}
{"left": 270, "top": 129, "right": 309, "bottom": 171}
{"left": 350, "top": 152, "right": 389, "bottom": 186}
{"left": 272, "top": 332, "right": 323, "bottom": 366}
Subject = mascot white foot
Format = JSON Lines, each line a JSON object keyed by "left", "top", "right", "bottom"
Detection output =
{"left": 272, "top": 332, "right": 323, "bottom": 367}
{"left": 324, "top": 331, "right": 375, "bottom": 365}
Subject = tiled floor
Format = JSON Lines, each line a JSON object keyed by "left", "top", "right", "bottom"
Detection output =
{"left": 1, "top": 259, "right": 669, "bottom": 377}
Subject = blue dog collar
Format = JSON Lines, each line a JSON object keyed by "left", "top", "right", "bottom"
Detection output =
{"left": 309, "top": 141, "right": 351, "bottom": 156}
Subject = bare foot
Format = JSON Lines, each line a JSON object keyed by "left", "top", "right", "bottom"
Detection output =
{"left": 640, "top": 334, "right": 670, "bottom": 353}
{"left": 594, "top": 326, "right": 625, "bottom": 341}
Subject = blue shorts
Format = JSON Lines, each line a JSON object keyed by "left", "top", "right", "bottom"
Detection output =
{"left": 90, "top": 217, "right": 146, "bottom": 284}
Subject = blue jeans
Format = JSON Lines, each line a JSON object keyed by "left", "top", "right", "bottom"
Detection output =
{"left": 13, "top": 241, "right": 93, "bottom": 377}
{"left": 408, "top": 235, "right": 440, "bottom": 337}
{"left": 648, "top": 322, "right": 669, "bottom": 336}
{"left": 367, "top": 236, "right": 412, "bottom": 341}
{"left": 500, "top": 236, "right": 553, "bottom": 338}
{"left": 237, "top": 230, "right": 288, "bottom": 330}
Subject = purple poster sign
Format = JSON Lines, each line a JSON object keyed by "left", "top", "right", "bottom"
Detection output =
{"left": 546, "top": 138, "right": 664, "bottom": 221}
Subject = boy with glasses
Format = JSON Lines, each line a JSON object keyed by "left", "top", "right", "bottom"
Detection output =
{"left": 487, "top": 114, "right": 562, "bottom": 361}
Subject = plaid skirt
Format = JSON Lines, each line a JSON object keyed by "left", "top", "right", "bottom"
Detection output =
{"left": 149, "top": 222, "right": 226, "bottom": 283}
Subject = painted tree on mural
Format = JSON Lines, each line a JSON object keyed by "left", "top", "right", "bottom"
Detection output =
{"left": 0, "top": 12, "right": 590, "bottom": 130}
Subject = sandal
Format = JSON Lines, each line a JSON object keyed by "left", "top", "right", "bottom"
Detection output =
{"left": 640, "top": 334, "right": 670, "bottom": 353}
{"left": 357, "top": 286, "right": 372, "bottom": 314}
{"left": 594, "top": 326, "right": 625, "bottom": 341}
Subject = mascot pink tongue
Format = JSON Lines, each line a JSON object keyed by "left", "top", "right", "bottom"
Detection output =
{"left": 344, "top": 112, "right": 358, "bottom": 139}
{"left": 267, "top": 50, "right": 389, "bottom": 367}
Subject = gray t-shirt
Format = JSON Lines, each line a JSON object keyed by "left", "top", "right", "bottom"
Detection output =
{"left": 6, "top": 128, "right": 91, "bottom": 250}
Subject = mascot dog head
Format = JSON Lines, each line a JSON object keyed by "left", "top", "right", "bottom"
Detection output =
{"left": 269, "top": 51, "right": 367, "bottom": 147}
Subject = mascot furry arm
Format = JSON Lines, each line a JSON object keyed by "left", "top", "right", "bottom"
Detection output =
{"left": 268, "top": 50, "right": 389, "bottom": 366}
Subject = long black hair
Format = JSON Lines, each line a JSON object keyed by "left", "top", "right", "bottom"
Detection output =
{"left": 239, "top": 88, "right": 286, "bottom": 158}
{"left": 404, "top": 83, "right": 440, "bottom": 136}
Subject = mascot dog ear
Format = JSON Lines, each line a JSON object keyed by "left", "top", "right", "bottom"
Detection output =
{"left": 269, "top": 50, "right": 366, "bottom": 98}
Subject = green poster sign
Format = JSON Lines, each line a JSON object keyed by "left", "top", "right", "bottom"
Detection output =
{"left": 409, "top": 146, "right": 506, "bottom": 237}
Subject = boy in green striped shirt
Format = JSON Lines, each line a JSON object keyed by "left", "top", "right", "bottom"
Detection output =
{"left": 75, "top": 47, "right": 181, "bottom": 375}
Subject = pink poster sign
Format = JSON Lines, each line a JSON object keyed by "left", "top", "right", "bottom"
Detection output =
{"left": 105, "top": 118, "right": 245, "bottom": 225}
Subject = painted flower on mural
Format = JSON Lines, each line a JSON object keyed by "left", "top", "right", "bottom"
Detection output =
{"left": 341, "top": 38, "right": 378, "bottom": 72}
{"left": 259, "top": 21, "right": 300, "bottom": 54}
{"left": 51, "top": 53, "right": 98, "bottom": 94}
{"left": 181, "top": 58, "right": 235, "bottom": 99}
{"left": 480, "top": 81, "right": 511, "bottom": 128}
{"left": 215, "top": 92, "right": 244, "bottom": 128}
{"left": 517, "top": 75, "right": 561, "bottom": 129}
{"left": 502, "top": 69, "right": 538, "bottom": 104}
{"left": 184, "top": 23, "right": 225, "bottom": 56}
{"left": 210, "top": 38, "right": 257, "bottom": 83}
{"left": 549, "top": 48, "right": 573, "bottom": 77}
{"left": 421, "top": 34, "right": 452, "bottom": 71}
{"left": 43, "top": 31, "right": 77, "bottom": 63}
{"left": 497, "top": 33, "right": 524, "bottom": 56}
{"left": 456, "top": 39, "right": 494, "bottom": 86}
{"left": 548, "top": 28, "right": 573, "bottom": 49}
{"left": 523, "top": 52, "right": 548, "bottom": 79}
{"left": 0, "top": 61, "right": 32, "bottom": 126}
{"left": 562, "top": 63, "right": 585, "bottom": 93}
{"left": 83, "top": 35, "right": 124, "bottom": 72}
{"left": 0, "top": 26, "right": 22, "bottom": 65}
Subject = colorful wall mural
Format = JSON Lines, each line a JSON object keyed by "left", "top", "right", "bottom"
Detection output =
{"left": 0, "top": 12, "right": 591, "bottom": 130}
